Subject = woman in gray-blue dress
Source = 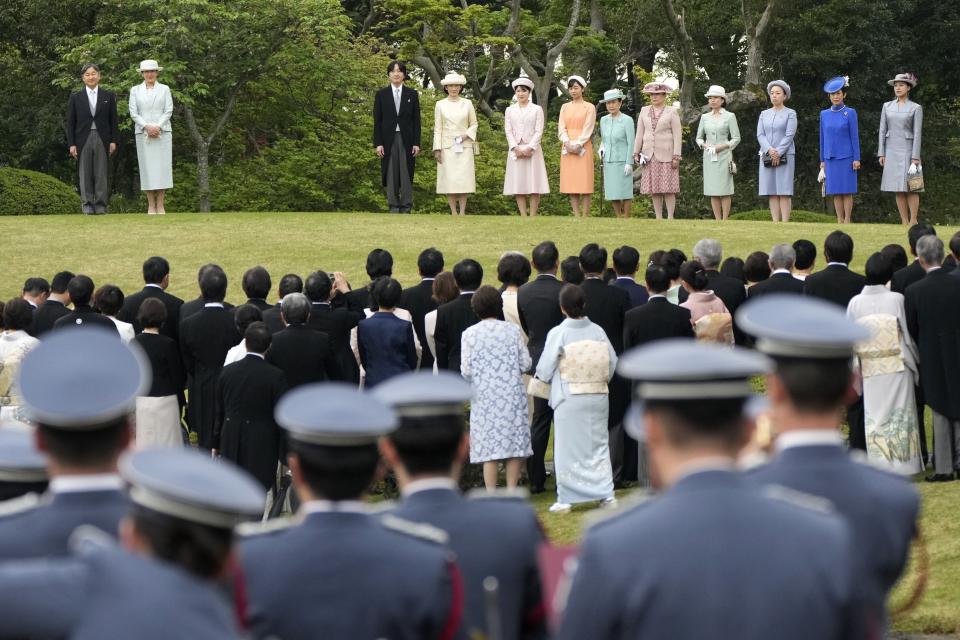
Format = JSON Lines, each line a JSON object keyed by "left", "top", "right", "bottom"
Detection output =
{"left": 757, "top": 80, "right": 797, "bottom": 222}
{"left": 879, "top": 73, "right": 923, "bottom": 225}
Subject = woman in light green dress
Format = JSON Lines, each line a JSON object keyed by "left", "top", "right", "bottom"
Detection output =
{"left": 695, "top": 85, "right": 741, "bottom": 220}
{"left": 597, "top": 89, "right": 635, "bottom": 218}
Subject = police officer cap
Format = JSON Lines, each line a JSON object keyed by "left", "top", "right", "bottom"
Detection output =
{"left": 275, "top": 383, "right": 397, "bottom": 446}
{"left": 0, "top": 427, "right": 47, "bottom": 483}
{"left": 371, "top": 371, "right": 472, "bottom": 418}
{"left": 736, "top": 294, "right": 870, "bottom": 359}
{"left": 121, "top": 449, "right": 264, "bottom": 529}
{"left": 18, "top": 328, "right": 150, "bottom": 430}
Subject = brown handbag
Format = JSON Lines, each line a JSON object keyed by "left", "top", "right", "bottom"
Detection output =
{"left": 907, "top": 173, "right": 924, "bottom": 192}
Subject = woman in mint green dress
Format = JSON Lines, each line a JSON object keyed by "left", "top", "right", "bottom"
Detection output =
{"left": 598, "top": 89, "right": 635, "bottom": 218}
{"left": 695, "top": 85, "right": 741, "bottom": 220}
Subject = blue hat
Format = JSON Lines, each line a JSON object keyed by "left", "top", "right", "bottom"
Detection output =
{"left": 823, "top": 75, "right": 848, "bottom": 94}
{"left": 736, "top": 294, "right": 870, "bottom": 359}
{"left": 618, "top": 339, "right": 770, "bottom": 439}
{"left": 18, "top": 327, "right": 150, "bottom": 429}
{"left": 121, "top": 449, "right": 265, "bottom": 528}
{"left": 0, "top": 427, "right": 47, "bottom": 483}
{"left": 371, "top": 371, "right": 472, "bottom": 418}
{"left": 275, "top": 383, "right": 397, "bottom": 446}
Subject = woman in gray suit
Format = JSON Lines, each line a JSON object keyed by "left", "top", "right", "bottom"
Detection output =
{"left": 879, "top": 73, "right": 923, "bottom": 225}
{"left": 129, "top": 59, "right": 174, "bottom": 214}
{"left": 757, "top": 80, "right": 797, "bottom": 222}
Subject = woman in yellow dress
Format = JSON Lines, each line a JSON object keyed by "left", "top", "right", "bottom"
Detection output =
{"left": 558, "top": 75, "right": 596, "bottom": 217}
{"left": 433, "top": 72, "right": 478, "bottom": 216}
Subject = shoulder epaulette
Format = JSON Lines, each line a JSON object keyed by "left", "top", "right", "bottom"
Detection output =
{"left": 466, "top": 487, "right": 530, "bottom": 500}
{"left": 583, "top": 490, "right": 653, "bottom": 530}
{"left": 380, "top": 514, "right": 449, "bottom": 545}
{"left": 236, "top": 517, "right": 296, "bottom": 537}
{"left": 0, "top": 492, "right": 42, "bottom": 519}
{"left": 763, "top": 484, "right": 835, "bottom": 515}
{"left": 69, "top": 525, "right": 115, "bottom": 554}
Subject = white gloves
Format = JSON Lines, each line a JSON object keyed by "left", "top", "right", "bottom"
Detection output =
{"left": 817, "top": 167, "right": 826, "bottom": 183}
{"left": 908, "top": 163, "right": 922, "bottom": 175}
{"left": 637, "top": 153, "right": 649, "bottom": 167}
{"left": 623, "top": 164, "right": 632, "bottom": 176}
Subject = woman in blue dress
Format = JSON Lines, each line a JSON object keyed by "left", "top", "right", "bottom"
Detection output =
{"left": 819, "top": 75, "right": 861, "bottom": 224}
{"left": 757, "top": 80, "right": 797, "bottom": 222}
{"left": 597, "top": 89, "right": 635, "bottom": 218}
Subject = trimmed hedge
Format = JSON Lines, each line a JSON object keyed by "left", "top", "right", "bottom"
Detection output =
{"left": 729, "top": 209, "right": 837, "bottom": 223}
{"left": 0, "top": 168, "right": 80, "bottom": 215}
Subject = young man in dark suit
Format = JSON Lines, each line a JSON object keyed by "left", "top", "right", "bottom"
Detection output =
{"left": 892, "top": 223, "right": 936, "bottom": 294}
{"left": 66, "top": 63, "right": 119, "bottom": 214}
{"left": 263, "top": 273, "right": 303, "bottom": 334}
{"left": 399, "top": 247, "right": 444, "bottom": 372}
{"left": 803, "top": 230, "right": 866, "bottom": 308}
{"left": 32, "top": 271, "right": 74, "bottom": 336}
{"left": 180, "top": 264, "right": 235, "bottom": 322}
{"left": 373, "top": 60, "right": 421, "bottom": 213}
{"left": 517, "top": 241, "right": 564, "bottom": 493}
{"left": 434, "top": 259, "right": 482, "bottom": 374}
{"left": 610, "top": 245, "right": 648, "bottom": 309}
{"left": 267, "top": 293, "right": 342, "bottom": 387}
{"left": 623, "top": 265, "right": 694, "bottom": 350}
{"left": 118, "top": 256, "right": 184, "bottom": 342}
{"left": 335, "top": 248, "right": 393, "bottom": 313}
{"left": 53, "top": 275, "right": 119, "bottom": 335}
{"left": 180, "top": 266, "right": 241, "bottom": 450}
{"left": 304, "top": 271, "right": 362, "bottom": 384}
{"left": 20, "top": 277, "right": 49, "bottom": 336}
{"left": 747, "top": 244, "right": 805, "bottom": 299}
{"left": 241, "top": 266, "right": 274, "bottom": 311}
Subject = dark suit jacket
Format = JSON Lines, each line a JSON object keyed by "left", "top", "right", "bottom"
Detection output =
{"left": 32, "top": 299, "right": 71, "bottom": 336}
{"left": 180, "top": 297, "right": 234, "bottom": 322}
{"left": 399, "top": 279, "right": 437, "bottom": 371}
{"left": 581, "top": 277, "right": 630, "bottom": 353}
{"left": 133, "top": 332, "right": 186, "bottom": 405}
{"left": 905, "top": 268, "right": 960, "bottom": 418}
{"left": 245, "top": 298, "right": 273, "bottom": 312}
{"left": 307, "top": 302, "right": 362, "bottom": 384}
{"left": 373, "top": 84, "right": 421, "bottom": 186}
{"left": 623, "top": 296, "right": 694, "bottom": 350}
{"left": 118, "top": 285, "right": 184, "bottom": 342}
{"left": 747, "top": 272, "right": 805, "bottom": 299}
{"left": 66, "top": 88, "right": 119, "bottom": 154}
{"left": 357, "top": 312, "right": 418, "bottom": 387}
{"left": 891, "top": 261, "right": 925, "bottom": 295}
{"left": 53, "top": 305, "right": 120, "bottom": 335}
{"left": 262, "top": 303, "right": 285, "bottom": 334}
{"left": 611, "top": 277, "right": 649, "bottom": 309}
{"left": 434, "top": 294, "right": 478, "bottom": 373}
{"left": 803, "top": 264, "right": 866, "bottom": 308}
{"left": 267, "top": 324, "right": 342, "bottom": 387}
{"left": 517, "top": 274, "right": 564, "bottom": 370}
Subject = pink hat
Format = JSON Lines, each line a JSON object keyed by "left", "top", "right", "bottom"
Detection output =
{"left": 642, "top": 82, "right": 671, "bottom": 95}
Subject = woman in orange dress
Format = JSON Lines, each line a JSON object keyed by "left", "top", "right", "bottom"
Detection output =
{"left": 558, "top": 75, "right": 596, "bottom": 217}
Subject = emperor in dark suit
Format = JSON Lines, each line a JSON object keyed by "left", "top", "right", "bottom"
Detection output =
{"left": 374, "top": 61, "right": 422, "bottom": 212}
{"left": 66, "top": 63, "right": 119, "bottom": 214}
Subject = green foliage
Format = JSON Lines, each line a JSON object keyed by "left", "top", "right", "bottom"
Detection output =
{"left": 0, "top": 168, "right": 80, "bottom": 215}
{"left": 728, "top": 209, "right": 836, "bottom": 223}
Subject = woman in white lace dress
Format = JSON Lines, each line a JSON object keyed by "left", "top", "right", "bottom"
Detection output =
{"left": 461, "top": 286, "right": 532, "bottom": 490}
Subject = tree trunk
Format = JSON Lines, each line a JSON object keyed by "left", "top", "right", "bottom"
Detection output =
{"left": 660, "top": 0, "right": 696, "bottom": 122}
{"left": 743, "top": 0, "right": 783, "bottom": 88}
{"left": 511, "top": 0, "right": 581, "bottom": 113}
{"left": 196, "top": 141, "right": 211, "bottom": 213}
{"left": 181, "top": 87, "right": 243, "bottom": 212}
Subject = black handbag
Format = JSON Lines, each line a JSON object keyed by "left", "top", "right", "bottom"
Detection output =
{"left": 762, "top": 151, "right": 786, "bottom": 167}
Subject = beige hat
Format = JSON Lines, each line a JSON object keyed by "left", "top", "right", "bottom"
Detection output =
{"left": 887, "top": 73, "right": 917, "bottom": 88}
{"left": 440, "top": 72, "right": 467, "bottom": 87}
{"left": 138, "top": 59, "right": 163, "bottom": 72}
{"left": 704, "top": 85, "right": 726, "bottom": 99}
{"left": 511, "top": 77, "right": 534, "bottom": 90}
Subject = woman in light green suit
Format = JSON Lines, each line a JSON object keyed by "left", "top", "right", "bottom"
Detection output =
{"left": 597, "top": 89, "right": 635, "bottom": 218}
{"left": 696, "top": 85, "right": 740, "bottom": 220}
{"left": 129, "top": 60, "right": 174, "bottom": 214}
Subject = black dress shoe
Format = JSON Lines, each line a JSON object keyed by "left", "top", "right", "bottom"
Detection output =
{"left": 924, "top": 473, "right": 956, "bottom": 483}
{"left": 529, "top": 485, "right": 545, "bottom": 495}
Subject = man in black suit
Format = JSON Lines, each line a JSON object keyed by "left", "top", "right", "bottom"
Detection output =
{"left": 21, "top": 277, "right": 49, "bottom": 337}
{"left": 517, "top": 241, "right": 564, "bottom": 493}
{"left": 692, "top": 239, "right": 747, "bottom": 343}
{"left": 242, "top": 266, "right": 273, "bottom": 311}
{"left": 610, "top": 246, "right": 648, "bottom": 309}
{"left": 305, "top": 271, "right": 362, "bottom": 385}
{"left": 399, "top": 247, "right": 444, "bottom": 372}
{"left": 267, "top": 293, "right": 341, "bottom": 387}
{"left": 66, "top": 63, "right": 119, "bottom": 214}
{"left": 905, "top": 236, "right": 960, "bottom": 481}
{"left": 579, "top": 243, "right": 632, "bottom": 484}
{"left": 791, "top": 239, "right": 817, "bottom": 281}
{"left": 373, "top": 60, "right": 421, "bottom": 213}
{"left": 53, "top": 275, "right": 119, "bottom": 335}
{"left": 263, "top": 273, "right": 303, "bottom": 334}
{"left": 180, "top": 264, "right": 235, "bottom": 322}
{"left": 32, "top": 271, "right": 74, "bottom": 336}
{"left": 117, "top": 256, "right": 184, "bottom": 342}
{"left": 747, "top": 244, "right": 805, "bottom": 299}
{"left": 892, "top": 223, "right": 937, "bottom": 294}
{"left": 180, "top": 266, "right": 241, "bottom": 450}
{"left": 434, "top": 258, "right": 482, "bottom": 374}
{"left": 623, "top": 266, "right": 695, "bottom": 350}
{"left": 803, "top": 230, "right": 866, "bottom": 308}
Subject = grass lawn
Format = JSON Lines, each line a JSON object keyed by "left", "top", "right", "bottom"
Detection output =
{"left": 2, "top": 211, "right": 958, "bottom": 634}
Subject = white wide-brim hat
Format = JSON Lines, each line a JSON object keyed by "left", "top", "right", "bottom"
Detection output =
{"left": 512, "top": 77, "right": 534, "bottom": 90}
{"left": 138, "top": 59, "right": 163, "bottom": 72}
{"left": 704, "top": 85, "right": 726, "bottom": 99}
{"left": 567, "top": 75, "right": 587, "bottom": 88}
{"left": 440, "top": 72, "right": 467, "bottom": 87}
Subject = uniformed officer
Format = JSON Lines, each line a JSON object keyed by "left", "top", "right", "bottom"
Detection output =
{"left": 0, "top": 448, "right": 264, "bottom": 639}
{"left": 238, "top": 383, "right": 465, "bottom": 640}
{"left": 737, "top": 294, "right": 921, "bottom": 626}
{"left": 0, "top": 327, "right": 148, "bottom": 558}
{"left": 0, "top": 426, "right": 48, "bottom": 503}
{"left": 374, "top": 371, "right": 548, "bottom": 640}
{"left": 557, "top": 339, "right": 861, "bottom": 640}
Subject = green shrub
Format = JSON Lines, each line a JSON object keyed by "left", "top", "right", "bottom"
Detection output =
{"left": 729, "top": 209, "right": 837, "bottom": 223}
{"left": 0, "top": 168, "right": 80, "bottom": 215}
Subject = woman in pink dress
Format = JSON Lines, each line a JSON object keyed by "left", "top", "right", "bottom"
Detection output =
{"left": 633, "top": 82, "right": 682, "bottom": 219}
{"left": 679, "top": 260, "right": 733, "bottom": 345}
{"left": 503, "top": 76, "right": 549, "bottom": 216}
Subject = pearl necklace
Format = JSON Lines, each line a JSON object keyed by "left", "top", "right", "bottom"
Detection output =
{"left": 830, "top": 104, "right": 846, "bottom": 112}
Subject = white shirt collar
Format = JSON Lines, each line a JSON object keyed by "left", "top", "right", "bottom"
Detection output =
{"left": 827, "top": 262, "right": 848, "bottom": 268}
{"left": 460, "top": 290, "right": 476, "bottom": 296}
{"left": 771, "top": 268, "right": 791, "bottom": 275}
{"left": 301, "top": 500, "right": 367, "bottom": 515}
{"left": 616, "top": 276, "right": 636, "bottom": 282}
{"left": 674, "top": 456, "right": 737, "bottom": 482}
{"left": 421, "top": 277, "right": 435, "bottom": 282}
{"left": 245, "top": 352, "right": 265, "bottom": 360}
{"left": 925, "top": 265, "right": 942, "bottom": 273}
{"left": 204, "top": 302, "right": 224, "bottom": 308}
{"left": 26, "top": 300, "right": 37, "bottom": 308}
{"left": 648, "top": 293, "right": 666, "bottom": 300}
{"left": 86, "top": 86, "right": 98, "bottom": 95}
{"left": 145, "top": 283, "right": 163, "bottom": 289}
{"left": 775, "top": 430, "right": 844, "bottom": 453}
{"left": 401, "top": 477, "right": 457, "bottom": 497}
{"left": 50, "top": 474, "right": 123, "bottom": 494}
{"left": 537, "top": 273, "right": 559, "bottom": 280}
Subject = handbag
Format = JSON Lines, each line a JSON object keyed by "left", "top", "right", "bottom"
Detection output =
{"left": 728, "top": 159, "right": 737, "bottom": 175}
{"left": 762, "top": 152, "right": 786, "bottom": 168}
{"left": 472, "top": 141, "right": 480, "bottom": 156}
{"left": 526, "top": 377, "right": 551, "bottom": 400}
{"left": 907, "top": 172, "right": 924, "bottom": 192}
